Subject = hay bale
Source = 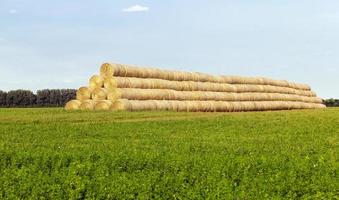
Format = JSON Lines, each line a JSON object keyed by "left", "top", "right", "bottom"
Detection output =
{"left": 76, "top": 87, "right": 92, "bottom": 101}
{"left": 89, "top": 75, "right": 103, "bottom": 89}
{"left": 107, "top": 89, "right": 122, "bottom": 101}
{"left": 111, "top": 99, "right": 131, "bottom": 111}
{"left": 103, "top": 77, "right": 118, "bottom": 90}
{"left": 65, "top": 100, "right": 81, "bottom": 111}
{"left": 100, "top": 63, "right": 116, "bottom": 78}
{"left": 95, "top": 100, "right": 113, "bottom": 111}
{"left": 92, "top": 88, "right": 108, "bottom": 101}
{"left": 80, "top": 100, "right": 95, "bottom": 111}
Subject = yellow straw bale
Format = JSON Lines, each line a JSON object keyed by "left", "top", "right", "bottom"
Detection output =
{"left": 100, "top": 63, "right": 116, "bottom": 78}
{"left": 92, "top": 88, "right": 108, "bottom": 101}
{"left": 80, "top": 100, "right": 95, "bottom": 111}
{"left": 95, "top": 100, "right": 113, "bottom": 111}
{"left": 89, "top": 75, "right": 103, "bottom": 89}
{"left": 111, "top": 99, "right": 131, "bottom": 111}
{"left": 65, "top": 100, "right": 81, "bottom": 111}
{"left": 103, "top": 77, "right": 118, "bottom": 90}
{"left": 76, "top": 87, "right": 92, "bottom": 101}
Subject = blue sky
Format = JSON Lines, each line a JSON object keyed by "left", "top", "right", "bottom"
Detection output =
{"left": 0, "top": 0, "right": 338, "bottom": 98}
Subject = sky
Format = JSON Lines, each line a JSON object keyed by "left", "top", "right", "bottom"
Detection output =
{"left": 0, "top": 0, "right": 338, "bottom": 98}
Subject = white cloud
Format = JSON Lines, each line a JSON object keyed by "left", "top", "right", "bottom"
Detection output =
{"left": 122, "top": 5, "right": 149, "bottom": 13}
{"left": 9, "top": 9, "right": 18, "bottom": 14}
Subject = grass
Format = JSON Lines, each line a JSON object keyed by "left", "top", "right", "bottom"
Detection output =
{"left": 0, "top": 108, "right": 338, "bottom": 199}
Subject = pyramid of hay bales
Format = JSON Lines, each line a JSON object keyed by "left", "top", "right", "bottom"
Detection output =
{"left": 65, "top": 63, "right": 325, "bottom": 112}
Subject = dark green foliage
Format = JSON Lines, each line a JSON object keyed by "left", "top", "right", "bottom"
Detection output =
{"left": 324, "top": 98, "right": 339, "bottom": 107}
{"left": 1, "top": 89, "right": 76, "bottom": 107}
{"left": 36, "top": 89, "right": 76, "bottom": 107}
{"left": 60, "top": 89, "right": 76, "bottom": 106}
{"left": 36, "top": 89, "right": 51, "bottom": 106}
{"left": 0, "top": 108, "right": 338, "bottom": 199}
{"left": 0, "top": 90, "right": 7, "bottom": 107}
{"left": 6, "top": 90, "right": 36, "bottom": 107}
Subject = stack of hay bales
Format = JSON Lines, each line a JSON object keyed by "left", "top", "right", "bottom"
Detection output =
{"left": 65, "top": 63, "right": 325, "bottom": 112}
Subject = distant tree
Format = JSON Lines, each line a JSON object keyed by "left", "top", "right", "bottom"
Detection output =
{"left": 6, "top": 90, "right": 36, "bottom": 107}
{"left": 36, "top": 89, "right": 48, "bottom": 106}
{"left": 36, "top": 89, "right": 76, "bottom": 107}
{"left": 60, "top": 89, "right": 76, "bottom": 106}
{"left": 49, "top": 89, "right": 58, "bottom": 105}
{"left": 323, "top": 98, "right": 339, "bottom": 107}
{"left": 0, "top": 90, "right": 7, "bottom": 107}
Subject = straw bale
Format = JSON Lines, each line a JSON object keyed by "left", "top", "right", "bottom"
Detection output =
{"left": 76, "top": 87, "right": 92, "bottom": 101}
{"left": 111, "top": 99, "right": 131, "bottom": 111}
{"left": 100, "top": 63, "right": 115, "bottom": 78}
{"left": 103, "top": 77, "right": 118, "bottom": 90}
{"left": 80, "top": 100, "right": 95, "bottom": 111}
{"left": 92, "top": 88, "right": 108, "bottom": 101}
{"left": 95, "top": 100, "right": 113, "bottom": 111}
{"left": 89, "top": 75, "right": 104, "bottom": 89}
{"left": 107, "top": 89, "right": 122, "bottom": 101}
{"left": 65, "top": 100, "right": 81, "bottom": 111}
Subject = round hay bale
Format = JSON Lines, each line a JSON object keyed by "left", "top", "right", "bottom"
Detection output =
{"left": 89, "top": 75, "right": 104, "bottom": 89}
{"left": 65, "top": 100, "right": 81, "bottom": 111}
{"left": 107, "top": 89, "right": 122, "bottom": 101}
{"left": 76, "top": 87, "right": 92, "bottom": 101}
{"left": 92, "top": 88, "right": 108, "bottom": 101}
{"left": 100, "top": 63, "right": 115, "bottom": 78}
{"left": 103, "top": 77, "right": 118, "bottom": 90}
{"left": 80, "top": 100, "right": 95, "bottom": 111}
{"left": 111, "top": 99, "right": 130, "bottom": 111}
{"left": 95, "top": 100, "right": 113, "bottom": 111}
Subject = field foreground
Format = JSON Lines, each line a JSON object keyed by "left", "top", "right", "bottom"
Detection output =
{"left": 0, "top": 108, "right": 338, "bottom": 199}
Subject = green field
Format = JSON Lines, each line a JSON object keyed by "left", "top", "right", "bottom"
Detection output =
{"left": 0, "top": 108, "right": 338, "bottom": 199}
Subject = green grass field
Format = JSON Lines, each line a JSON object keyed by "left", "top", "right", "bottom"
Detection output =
{"left": 0, "top": 108, "right": 338, "bottom": 199}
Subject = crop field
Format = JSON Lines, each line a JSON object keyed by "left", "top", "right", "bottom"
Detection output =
{"left": 0, "top": 108, "right": 338, "bottom": 199}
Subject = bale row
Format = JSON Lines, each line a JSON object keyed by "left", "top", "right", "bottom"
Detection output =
{"left": 66, "top": 99, "right": 325, "bottom": 112}
{"left": 100, "top": 63, "right": 311, "bottom": 90}
{"left": 77, "top": 86, "right": 320, "bottom": 103}
{"left": 95, "top": 76, "right": 316, "bottom": 97}
{"left": 111, "top": 99, "right": 325, "bottom": 112}
{"left": 106, "top": 88, "right": 322, "bottom": 103}
{"left": 65, "top": 62, "right": 325, "bottom": 112}
{"left": 65, "top": 99, "right": 113, "bottom": 111}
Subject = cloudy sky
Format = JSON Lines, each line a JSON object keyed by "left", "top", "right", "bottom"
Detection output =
{"left": 0, "top": 0, "right": 338, "bottom": 98}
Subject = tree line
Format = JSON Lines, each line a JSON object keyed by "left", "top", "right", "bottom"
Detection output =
{"left": 323, "top": 98, "right": 339, "bottom": 107}
{"left": 0, "top": 89, "right": 76, "bottom": 107}
{"left": 0, "top": 89, "right": 337, "bottom": 107}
